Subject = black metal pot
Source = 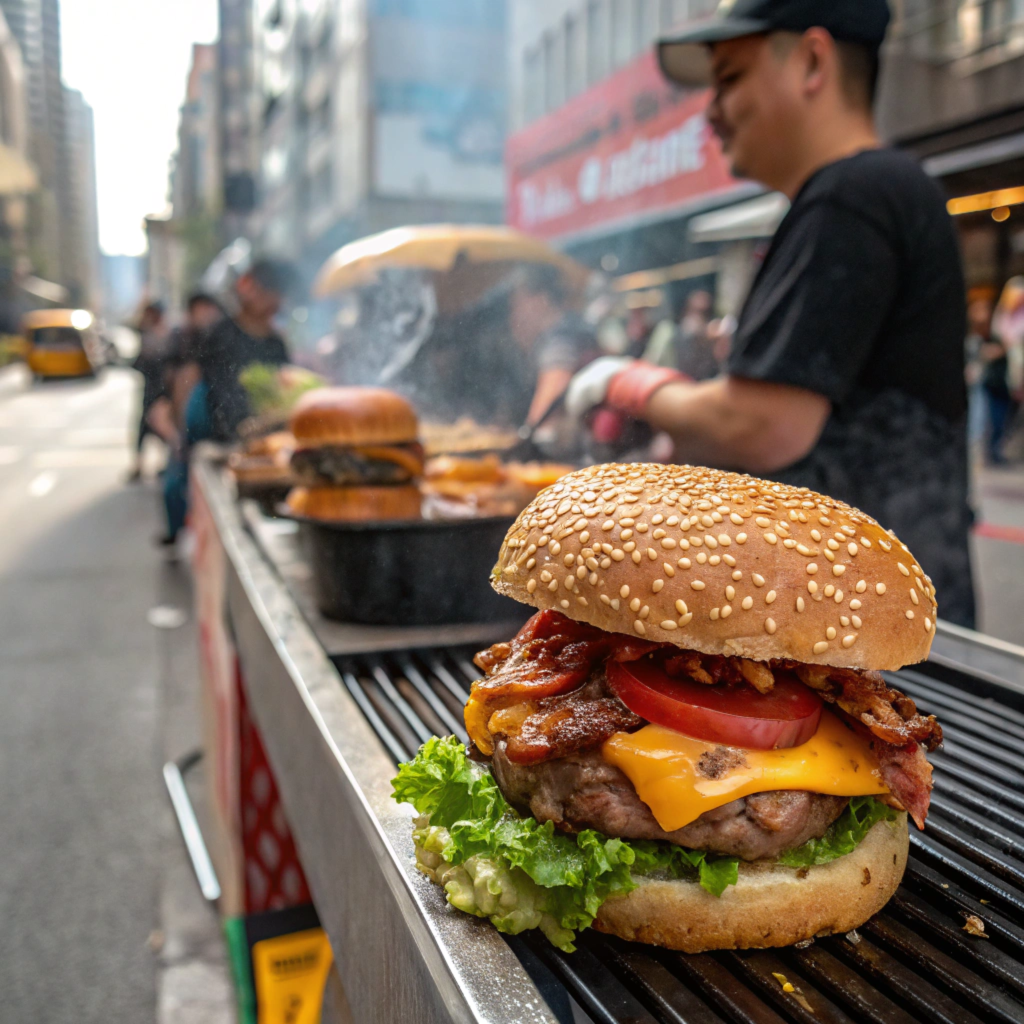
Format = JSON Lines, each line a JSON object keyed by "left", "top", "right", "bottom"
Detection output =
{"left": 291, "top": 513, "right": 521, "bottom": 625}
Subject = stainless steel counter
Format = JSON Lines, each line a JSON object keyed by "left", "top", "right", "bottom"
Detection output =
{"left": 196, "top": 458, "right": 558, "bottom": 1024}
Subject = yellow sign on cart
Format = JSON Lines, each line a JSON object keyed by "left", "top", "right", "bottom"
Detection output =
{"left": 252, "top": 926, "right": 334, "bottom": 1024}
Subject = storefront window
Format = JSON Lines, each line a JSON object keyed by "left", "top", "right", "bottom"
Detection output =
{"left": 587, "top": 0, "right": 608, "bottom": 84}
{"left": 611, "top": 0, "right": 633, "bottom": 67}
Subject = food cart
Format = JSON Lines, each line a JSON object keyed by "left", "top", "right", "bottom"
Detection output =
{"left": 181, "top": 449, "right": 1024, "bottom": 1023}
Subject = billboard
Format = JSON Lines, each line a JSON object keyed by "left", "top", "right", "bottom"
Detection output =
{"left": 506, "top": 52, "right": 739, "bottom": 241}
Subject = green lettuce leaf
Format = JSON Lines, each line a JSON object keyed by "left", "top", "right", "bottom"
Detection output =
{"left": 392, "top": 737, "right": 741, "bottom": 949}
{"left": 777, "top": 796, "right": 899, "bottom": 868}
{"left": 393, "top": 738, "right": 893, "bottom": 950}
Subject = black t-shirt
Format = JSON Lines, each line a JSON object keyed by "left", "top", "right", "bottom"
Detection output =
{"left": 728, "top": 149, "right": 975, "bottom": 626}
{"left": 185, "top": 317, "right": 288, "bottom": 441}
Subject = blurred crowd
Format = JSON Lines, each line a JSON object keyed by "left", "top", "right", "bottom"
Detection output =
{"left": 964, "top": 278, "right": 1024, "bottom": 468}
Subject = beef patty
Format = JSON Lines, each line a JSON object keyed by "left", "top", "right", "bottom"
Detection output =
{"left": 290, "top": 444, "right": 421, "bottom": 486}
{"left": 491, "top": 741, "right": 848, "bottom": 861}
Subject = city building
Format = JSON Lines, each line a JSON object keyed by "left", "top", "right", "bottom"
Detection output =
{"left": 0, "top": 6, "right": 34, "bottom": 263}
{"left": 249, "top": 0, "right": 507, "bottom": 291}
{"left": 172, "top": 43, "right": 220, "bottom": 221}
{"left": 63, "top": 86, "right": 100, "bottom": 308}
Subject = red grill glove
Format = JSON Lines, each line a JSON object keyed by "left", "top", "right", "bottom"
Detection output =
{"left": 605, "top": 363, "right": 690, "bottom": 419}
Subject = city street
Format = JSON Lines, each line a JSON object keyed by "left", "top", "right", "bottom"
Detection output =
{"left": 0, "top": 366, "right": 230, "bottom": 1022}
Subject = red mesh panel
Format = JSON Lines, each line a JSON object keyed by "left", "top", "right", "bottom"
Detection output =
{"left": 237, "top": 660, "right": 312, "bottom": 914}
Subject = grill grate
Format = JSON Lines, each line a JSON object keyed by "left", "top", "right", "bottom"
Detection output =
{"left": 334, "top": 647, "right": 1024, "bottom": 1024}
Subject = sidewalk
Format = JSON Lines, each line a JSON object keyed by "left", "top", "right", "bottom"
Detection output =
{"left": 971, "top": 461, "right": 1024, "bottom": 647}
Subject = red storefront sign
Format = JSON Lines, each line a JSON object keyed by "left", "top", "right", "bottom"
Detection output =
{"left": 506, "top": 51, "right": 739, "bottom": 241}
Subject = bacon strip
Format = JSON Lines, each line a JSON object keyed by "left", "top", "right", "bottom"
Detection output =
{"left": 788, "top": 663, "right": 942, "bottom": 751}
{"left": 490, "top": 684, "right": 643, "bottom": 766}
{"left": 466, "top": 610, "right": 658, "bottom": 753}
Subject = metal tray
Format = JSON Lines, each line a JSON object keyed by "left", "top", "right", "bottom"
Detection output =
{"left": 289, "top": 511, "right": 521, "bottom": 626}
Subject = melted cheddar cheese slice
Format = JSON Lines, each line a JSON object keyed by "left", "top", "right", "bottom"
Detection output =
{"left": 602, "top": 710, "right": 888, "bottom": 832}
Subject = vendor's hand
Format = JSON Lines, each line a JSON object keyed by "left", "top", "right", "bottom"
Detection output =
{"left": 565, "top": 356, "right": 634, "bottom": 421}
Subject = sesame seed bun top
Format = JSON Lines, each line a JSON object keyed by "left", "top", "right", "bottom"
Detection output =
{"left": 491, "top": 464, "right": 936, "bottom": 671}
{"left": 289, "top": 387, "right": 419, "bottom": 447}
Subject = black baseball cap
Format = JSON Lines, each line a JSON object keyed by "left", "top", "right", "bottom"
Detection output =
{"left": 658, "top": 0, "right": 891, "bottom": 86}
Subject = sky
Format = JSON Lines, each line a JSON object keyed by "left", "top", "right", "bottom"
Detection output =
{"left": 60, "top": 0, "right": 218, "bottom": 256}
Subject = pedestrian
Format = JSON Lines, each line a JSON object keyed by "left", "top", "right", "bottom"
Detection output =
{"left": 128, "top": 300, "right": 168, "bottom": 482}
{"left": 146, "top": 292, "right": 224, "bottom": 546}
{"left": 180, "top": 259, "right": 292, "bottom": 445}
{"left": 565, "top": 0, "right": 976, "bottom": 626}
{"left": 645, "top": 290, "right": 722, "bottom": 380}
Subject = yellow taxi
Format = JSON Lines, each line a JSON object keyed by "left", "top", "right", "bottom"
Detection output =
{"left": 23, "top": 308, "right": 100, "bottom": 379}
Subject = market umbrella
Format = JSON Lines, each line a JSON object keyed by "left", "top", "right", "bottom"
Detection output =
{"left": 311, "top": 224, "right": 591, "bottom": 310}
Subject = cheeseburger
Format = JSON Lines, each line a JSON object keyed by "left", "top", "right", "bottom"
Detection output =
{"left": 393, "top": 464, "right": 941, "bottom": 952}
{"left": 285, "top": 387, "right": 423, "bottom": 521}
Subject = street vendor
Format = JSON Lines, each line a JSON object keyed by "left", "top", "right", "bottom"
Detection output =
{"left": 566, "top": 0, "right": 976, "bottom": 626}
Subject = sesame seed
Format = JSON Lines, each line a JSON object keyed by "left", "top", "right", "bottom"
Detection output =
{"left": 726, "top": 585, "right": 736, "bottom": 600}
{"left": 640, "top": 605, "right": 650, "bottom": 620}
{"left": 611, "top": 599, "right": 620, "bottom": 611}
{"left": 876, "top": 583, "right": 887, "bottom": 595}
{"left": 766, "top": 590, "right": 778, "bottom": 605}
{"left": 898, "top": 563, "right": 910, "bottom": 576}
{"left": 697, "top": 552, "right": 707, "bottom": 564}
{"left": 550, "top": 542, "right": 561, "bottom": 556}
{"left": 808, "top": 581, "right": 819, "bottom": 594}
{"left": 679, "top": 558, "right": 692, "bottom": 569}
{"left": 731, "top": 513, "right": 744, "bottom": 525}
{"left": 602, "top": 520, "right": 615, "bottom": 531}
{"left": 630, "top": 597, "right": 641, "bottom": 612}
{"left": 765, "top": 617, "right": 777, "bottom": 635}
{"left": 701, "top": 515, "right": 715, "bottom": 528}
{"left": 879, "top": 540, "right": 892, "bottom": 552}
{"left": 526, "top": 558, "right": 536, "bottom": 570}
{"left": 765, "top": 532, "right": 778, "bottom": 544}
{"left": 824, "top": 584, "right": 835, "bottom": 598}
{"left": 637, "top": 523, "right": 649, "bottom": 533}
{"left": 675, "top": 599, "right": 688, "bottom": 616}
{"left": 652, "top": 514, "right": 664, "bottom": 525}
{"left": 623, "top": 541, "right": 636, "bottom": 552}
{"left": 797, "top": 544, "right": 813, "bottom": 556}
{"left": 856, "top": 580, "right": 867, "bottom": 593}
{"left": 850, "top": 599, "right": 863, "bottom": 611}
{"left": 540, "top": 570, "right": 553, "bottom": 582}
{"left": 661, "top": 620, "right": 678, "bottom": 630}
{"left": 578, "top": 596, "right": 589, "bottom": 607}
{"left": 647, "top": 548, "right": 658, "bottom": 560}
{"left": 611, "top": 549, "right": 625, "bottom": 562}
{"left": 653, "top": 528, "right": 666, "bottom": 539}
{"left": 796, "top": 597, "right": 805, "bottom": 612}
{"left": 910, "top": 589, "right": 919, "bottom": 605}
{"left": 710, "top": 608, "right": 720, "bottom": 620}
{"left": 705, "top": 536, "right": 718, "bottom": 549}
{"left": 632, "top": 551, "right": 642, "bottom": 564}
{"left": 807, "top": 563, "right": 819, "bottom": 575}
{"left": 548, "top": 580, "right": 559, "bottom": 592}
{"left": 824, "top": 550, "right": 836, "bottom": 562}
{"left": 576, "top": 566, "right": 588, "bottom": 580}
{"left": 580, "top": 532, "right": 590, "bottom": 544}
{"left": 819, "top": 517, "right": 831, "bottom": 526}
{"left": 560, "top": 599, "right": 570, "bottom": 609}
{"left": 752, "top": 573, "right": 765, "bottom": 587}
{"left": 732, "top": 569, "right": 743, "bottom": 580}
{"left": 589, "top": 572, "right": 599, "bottom": 585}
{"left": 813, "top": 641, "right": 829, "bottom": 654}
{"left": 652, "top": 579, "right": 664, "bottom": 593}
{"left": 783, "top": 539, "right": 797, "bottom": 549}
{"left": 842, "top": 634, "right": 856, "bottom": 648}
{"left": 756, "top": 516, "right": 771, "bottom": 528}
{"left": 662, "top": 538, "right": 678, "bottom": 550}
{"left": 906, "top": 609, "right": 915, "bottom": 619}
{"left": 861, "top": 537, "right": 871, "bottom": 548}
{"left": 709, "top": 555, "right": 722, "bottom": 566}
{"left": 718, "top": 534, "right": 731, "bottom": 547}
{"left": 723, "top": 553, "right": 736, "bottom": 566}
{"left": 827, "top": 539, "right": 840, "bottom": 551}
{"left": 826, "top": 627, "right": 837, "bottom": 640}
{"left": 833, "top": 564, "right": 846, "bottom": 577}
{"left": 912, "top": 564, "right": 922, "bottom": 576}
{"left": 563, "top": 552, "right": 575, "bottom": 567}
{"left": 634, "top": 620, "right": 646, "bottom": 635}
{"left": 840, "top": 615, "right": 850, "bottom": 626}
{"left": 847, "top": 543, "right": 858, "bottom": 557}
{"left": 680, "top": 612, "right": 694, "bottom": 626}
{"left": 620, "top": 529, "right": 633, "bottom": 541}
{"left": 527, "top": 579, "right": 537, "bottom": 594}
{"left": 600, "top": 557, "right": 612, "bottom": 569}
{"left": 742, "top": 596, "right": 754, "bottom": 610}
{"left": 664, "top": 563, "right": 676, "bottom": 577}
{"left": 925, "top": 617, "right": 932, "bottom": 630}
{"left": 691, "top": 581, "right": 706, "bottom": 591}
{"left": 852, "top": 615, "right": 863, "bottom": 628}
{"left": 721, "top": 604, "right": 733, "bottom": 619}
{"left": 811, "top": 529, "right": 822, "bottom": 542}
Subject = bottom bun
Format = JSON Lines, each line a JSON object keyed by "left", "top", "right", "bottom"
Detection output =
{"left": 594, "top": 814, "right": 908, "bottom": 952}
{"left": 286, "top": 484, "right": 422, "bottom": 522}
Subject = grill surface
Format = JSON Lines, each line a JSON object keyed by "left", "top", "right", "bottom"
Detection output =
{"left": 334, "top": 646, "right": 1024, "bottom": 1024}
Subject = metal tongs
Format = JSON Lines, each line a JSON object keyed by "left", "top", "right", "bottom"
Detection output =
{"left": 503, "top": 390, "right": 568, "bottom": 462}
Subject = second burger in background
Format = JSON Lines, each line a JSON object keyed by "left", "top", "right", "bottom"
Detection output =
{"left": 285, "top": 387, "right": 424, "bottom": 521}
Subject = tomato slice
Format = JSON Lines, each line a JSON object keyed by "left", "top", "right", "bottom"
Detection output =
{"left": 607, "top": 658, "right": 823, "bottom": 750}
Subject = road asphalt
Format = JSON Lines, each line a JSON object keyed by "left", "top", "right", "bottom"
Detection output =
{"left": 0, "top": 366, "right": 231, "bottom": 1022}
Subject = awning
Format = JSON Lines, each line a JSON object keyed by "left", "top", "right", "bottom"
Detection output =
{"left": 922, "top": 131, "right": 1024, "bottom": 178}
{"left": 0, "top": 143, "right": 37, "bottom": 195}
{"left": 688, "top": 191, "right": 789, "bottom": 243}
